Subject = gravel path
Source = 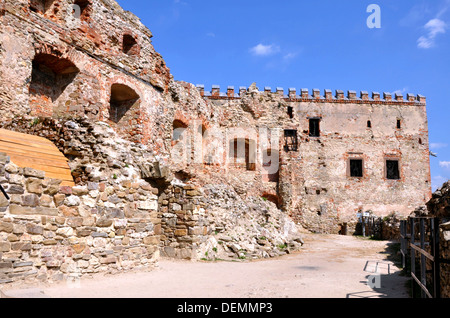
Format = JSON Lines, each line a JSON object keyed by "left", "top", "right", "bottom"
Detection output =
{"left": 1, "top": 234, "right": 410, "bottom": 298}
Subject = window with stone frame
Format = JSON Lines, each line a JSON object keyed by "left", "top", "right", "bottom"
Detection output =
{"left": 386, "top": 159, "right": 400, "bottom": 180}
{"left": 349, "top": 159, "right": 364, "bottom": 178}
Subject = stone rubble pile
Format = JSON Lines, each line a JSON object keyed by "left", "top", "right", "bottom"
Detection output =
{"left": 196, "top": 184, "right": 305, "bottom": 261}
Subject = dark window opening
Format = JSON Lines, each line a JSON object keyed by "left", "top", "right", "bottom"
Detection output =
{"left": 284, "top": 130, "right": 298, "bottom": 152}
{"left": 29, "top": 0, "right": 55, "bottom": 14}
{"left": 123, "top": 34, "right": 139, "bottom": 56}
{"left": 309, "top": 118, "right": 320, "bottom": 137}
{"left": 74, "top": 0, "right": 91, "bottom": 19}
{"left": 386, "top": 160, "right": 400, "bottom": 180}
{"left": 397, "top": 119, "right": 402, "bottom": 129}
{"left": 262, "top": 193, "right": 280, "bottom": 208}
{"left": 350, "top": 159, "right": 363, "bottom": 178}
{"left": 109, "top": 84, "right": 140, "bottom": 124}
{"left": 419, "top": 138, "right": 422, "bottom": 145}
{"left": 287, "top": 106, "right": 294, "bottom": 119}
{"left": 367, "top": 120, "right": 372, "bottom": 128}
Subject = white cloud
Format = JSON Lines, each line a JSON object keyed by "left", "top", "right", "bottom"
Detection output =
{"left": 418, "top": 18, "right": 447, "bottom": 49}
{"left": 283, "top": 52, "right": 299, "bottom": 61}
{"left": 249, "top": 44, "right": 280, "bottom": 56}
{"left": 439, "top": 161, "right": 450, "bottom": 169}
{"left": 432, "top": 175, "right": 449, "bottom": 191}
{"left": 426, "top": 18, "right": 447, "bottom": 36}
{"left": 392, "top": 87, "right": 409, "bottom": 96}
{"left": 430, "top": 142, "right": 448, "bottom": 150}
{"left": 206, "top": 32, "right": 216, "bottom": 38}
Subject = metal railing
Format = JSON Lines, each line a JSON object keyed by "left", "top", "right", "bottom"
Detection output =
{"left": 358, "top": 213, "right": 382, "bottom": 239}
{"left": 0, "top": 184, "right": 9, "bottom": 201}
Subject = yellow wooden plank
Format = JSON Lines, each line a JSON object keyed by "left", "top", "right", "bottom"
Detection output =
{"left": 8, "top": 155, "right": 70, "bottom": 169}
{"left": 0, "top": 140, "right": 63, "bottom": 154}
{"left": 0, "top": 129, "right": 55, "bottom": 144}
{"left": 0, "top": 129, "right": 54, "bottom": 146}
{"left": 0, "top": 144, "right": 68, "bottom": 161}
{"left": 0, "top": 129, "right": 74, "bottom": 186}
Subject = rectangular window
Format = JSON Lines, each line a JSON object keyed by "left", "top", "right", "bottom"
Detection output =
{"left": 287, "top": 107, "right": 294, "bottom": 119}
{"left": 309, "top": 118, "right": 320, "bottom": 137}
{"left": 397, "top": 119, "right": 401, "bottom": 129}
{"left": 349, "top": 159, "right": 363, "bottom": 178}
{"left": 386, "top": 160, "right": 400, "bottom": 180}
{"left": 284, "top": 130, "right": 298, "bottom": 152}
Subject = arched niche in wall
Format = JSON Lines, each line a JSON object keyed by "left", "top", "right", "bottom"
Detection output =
{"left": 172, "top": 119, "right": 188, "bottom": 143}
{"left": 29, "top": 53, "right": 80, "bottom": 117}
{"left": 29, "top": 0, "right": 56, "bottom": 14}
{"left": 109, "top": 83, "right": 141, "bottom": 124}
{"left": 123, "top": 34, "right": 140, "bottom": 56}
{"left": 73, "top": 0, "right": 92, "bottom": 21}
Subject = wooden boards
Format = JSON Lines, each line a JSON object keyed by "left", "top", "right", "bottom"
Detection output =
{"left": 0, "top": 129, "right": 75, "bottom": 186}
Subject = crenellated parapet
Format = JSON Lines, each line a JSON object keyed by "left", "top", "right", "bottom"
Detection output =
{"left": 196, "top": 85, "right": 426, "bottom": 105}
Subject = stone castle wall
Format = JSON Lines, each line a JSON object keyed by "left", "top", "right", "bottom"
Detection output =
{"left": 197, "top": 85, "right": 432, "bottom": 232}
{"left": 0, "top": 152, "right": 160, "bottom": 284}
{"left": 0, "top": 0, "right": 434, "bottom": 286}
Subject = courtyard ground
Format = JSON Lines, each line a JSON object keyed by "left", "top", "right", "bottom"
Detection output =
{"left": 1, "top": 233, "right": 410, "bottom": 298}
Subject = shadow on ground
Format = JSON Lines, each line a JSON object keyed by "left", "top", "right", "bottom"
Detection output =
{"left": 347, "top": 240, "right": 410, "bottom": 298}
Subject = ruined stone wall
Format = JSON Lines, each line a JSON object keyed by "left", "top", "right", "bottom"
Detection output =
{"left": 0, "top": 151, "right": 160, "bottom": 284}
{"left": 0, "top": 0, "right": 434, "bottom": 288}
{"left": 199, "top": 85, "right": 431, "bottom": 233}
{"left": 0, "top": 0, "right": 174, "bottom": 145}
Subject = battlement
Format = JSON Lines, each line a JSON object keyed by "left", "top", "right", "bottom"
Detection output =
{"left": 196, "top": 85, "right": 426, "bottom": 105}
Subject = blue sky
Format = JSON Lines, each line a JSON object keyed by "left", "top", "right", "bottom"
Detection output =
{"left": 117, "top": 0, "right": 450, "bottom": 191}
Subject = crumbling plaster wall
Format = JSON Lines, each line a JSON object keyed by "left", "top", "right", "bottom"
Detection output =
{"left": 201, "top": 86, "right": 432, "bottom": 233}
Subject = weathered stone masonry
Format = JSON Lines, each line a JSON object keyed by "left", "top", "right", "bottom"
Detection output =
{"left": 197, "top": 85, "right": 432, "bottom": 233}
{"left": 0, "top": 0, "right": 433, "bottom": 285}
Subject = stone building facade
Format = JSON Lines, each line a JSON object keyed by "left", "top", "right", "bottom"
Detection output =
{"left": 0, "top": 0, "right": 433, "bottom": 284}
{"left": 196, "top": 85, "right": 432, "bottom": 233}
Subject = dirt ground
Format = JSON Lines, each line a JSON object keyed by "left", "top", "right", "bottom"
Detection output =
{"left": 1, "top": 234, "right": 410, "bottom": 298}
